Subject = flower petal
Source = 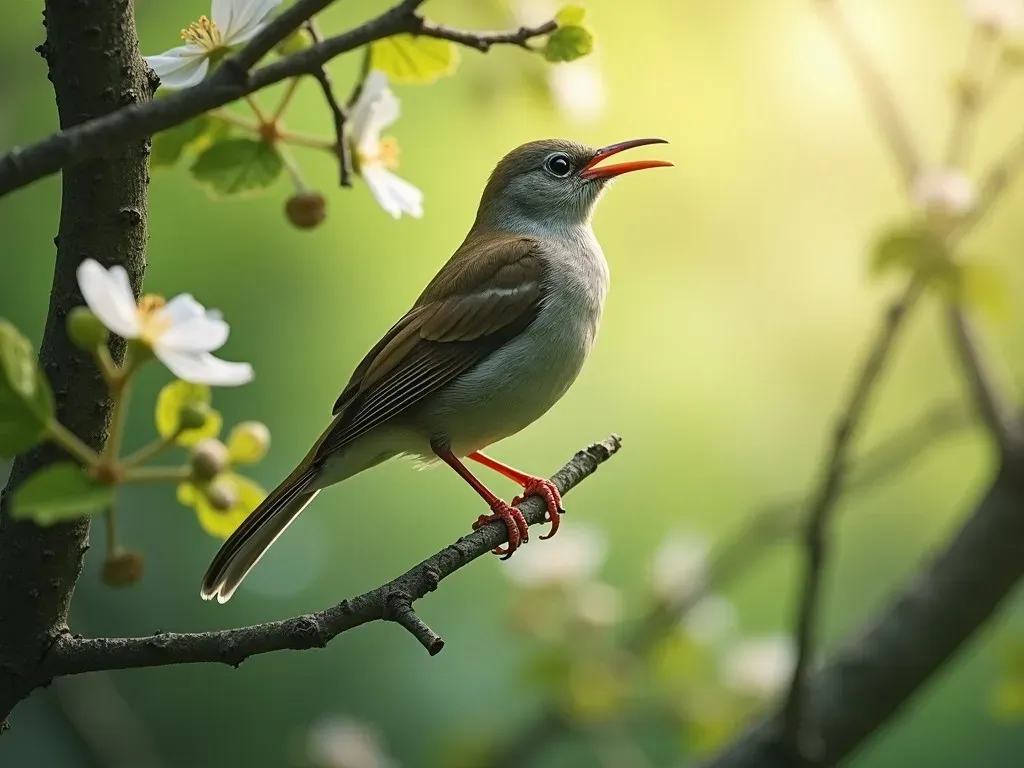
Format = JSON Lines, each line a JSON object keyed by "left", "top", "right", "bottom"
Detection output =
{"left": 361, "top": 166, "right": 423, "bottom": 219}
{"left": 356, "top": 90, "right": 401, "bottom": 156}
{"left": 76, "top": 259, "right": 141, "bottom": 339}
{"left": 349, "top": 71, "right": 391, "bottom": 141}
{"left": 159, "top": 314, "right": 231, "bottom": 353}
{"left": 162, "top": 293, "right": 207, "bottom": 325}
{"left": 156, "top": 347, "right": 254, "bottom": 386}
{"left": 215, "top": 0, "right": 283, "bottom": 43}
{"left": 145, "top": 46, "right": 211, "bottom": 90}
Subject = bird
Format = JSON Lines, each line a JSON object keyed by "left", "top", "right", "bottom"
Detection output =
{"left": 201, "top": 137, "right": 672, "bottom": 603}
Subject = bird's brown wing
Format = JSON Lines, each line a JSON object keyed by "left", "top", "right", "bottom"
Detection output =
{"left": 309, "top": 233, "right": 547, "bottom": 463}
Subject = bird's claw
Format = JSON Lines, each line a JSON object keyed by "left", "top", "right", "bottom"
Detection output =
{"left": 512, "top": 477, "right": 564, "bottom": 540}
{"left": 472, "top": 501, "right": 529, "bottom": 559}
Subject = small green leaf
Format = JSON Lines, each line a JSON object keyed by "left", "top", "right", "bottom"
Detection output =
{"left": 275, "top": 28, "right": 311, "bottom": 57}
{"left": 870, "top": 224, "right": 958, "bottom": 286}
{"left": 11, "top": 463, "right": 113, "bottom": 525}
{"left": 543, "top": 25, "right": 594, "bottom": 63}
{"left": 189, "top": 138, "right": 283, "bottom": 197}
{"left": 151, "top": 116, "right": 216, "bottom": 168}
{"left": 959, "top": 262, "right": 1011, "bottom": 323}
{"left": 0, "top": 320, "right": 53, "bottom": 457}
{"left": 155, "top": 380, "right": 222, "bottom": 447}
{"left": 556, "top": 4, "right": 587, "bottom": 26}
{"left": 370, "top": 35, "right": 459, "bottom": 83}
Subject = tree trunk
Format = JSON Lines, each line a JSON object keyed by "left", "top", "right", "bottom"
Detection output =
{"left": 0, "top": 0, "right": 150, "bottom": 729}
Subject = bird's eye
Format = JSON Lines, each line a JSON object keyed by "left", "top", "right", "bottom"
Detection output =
{"left": 545, "top": 153, "right": 572, "bottom": 177}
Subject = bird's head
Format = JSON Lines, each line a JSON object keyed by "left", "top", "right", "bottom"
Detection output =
{"left": 474, "top": 138, "right": 672, "bottom": 234}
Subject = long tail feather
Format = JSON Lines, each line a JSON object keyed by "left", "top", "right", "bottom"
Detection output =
{"left": 200, "top": 464, "right": 320, "bottom": 604}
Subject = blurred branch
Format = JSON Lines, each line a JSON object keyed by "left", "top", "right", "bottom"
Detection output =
{"left": 0, "top": 0, "right": 559, "bottom": 198}
{"left": 960, "top": 128, "right": 1024, "bottom": 233}
{"left": 24, "top": 437, "right": 619, "bottom": 684}
{"left": 304, "top": 20, "right": 354, "bottom": 188}
{"left": 481, "top": 401, "right": 971, "bottom": 768}
{"left": 779, "top": 279, "right": 922, "bottom": 758}
{"left": 815, "top": 0, "right": 921, "bottom": 188}
{"left": 946, "top": 309, "right": 1022, "bottom": 453}
{"left": 703, "top": 457, "right": 1024, "bottom": 768}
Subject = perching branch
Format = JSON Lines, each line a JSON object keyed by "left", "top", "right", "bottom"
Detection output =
{"left": 0, "top": 0, "right": 559, "bottom": 198}
{"left": 481, "top": 402, "right": 972, "bottom": 768}
{"left": 21, "top": 437, "right": 619, "bottom": 686}
{"left": 304, "top": 20, "right": 354, "bottom": 188}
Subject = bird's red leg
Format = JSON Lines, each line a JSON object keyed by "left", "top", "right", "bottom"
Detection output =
{"left": 467, "top": 451, "right": 564, "bottom": 540}
{"left": 432, "top": 446, "right": 529, "bottom": 559}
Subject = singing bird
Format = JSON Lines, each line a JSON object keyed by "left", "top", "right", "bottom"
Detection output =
{"left": 201, "top": 137, "right": 671, "bottom": 603}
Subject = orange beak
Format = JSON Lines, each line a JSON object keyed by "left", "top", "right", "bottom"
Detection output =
{"left": 579, "top": 138, "right": 672, "bottom": 180}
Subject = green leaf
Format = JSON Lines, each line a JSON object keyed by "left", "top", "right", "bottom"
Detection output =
{"left": 556, "top": 4, "right": 587, "bottom": 26}
{"left": 0, "top": 320, "right": 53, "bottom": 457}
{"left": 155, "top": 380, "right": 222, "bottom": 448}
{"left": 189, "top": 138, "right": 283, "bottom": 197}
{"left": 370, "top": 35, "right": 459, "bottom": 83}
{"left": 959, "top": 262, "right": 1011, "bottom": 323}
{"left": 543, "top": 25, "right": 594, "bottom": 63}
{"left": 151, "top": 115, "right": 220, "bottom": 168}
{"left": 275, "top": 28, "right": 312, "bottom": 57}
{"left": 870, "top": 224, "right": 958, "bottom": 288}
{"left": 11, "top": 462, "right": 113, "bottom": 525}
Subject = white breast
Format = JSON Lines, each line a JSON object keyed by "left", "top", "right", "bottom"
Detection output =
{"left": 414, "top": 228, "right": 609, "bottom": 457}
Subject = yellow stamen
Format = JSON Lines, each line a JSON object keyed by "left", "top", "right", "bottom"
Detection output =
{"left": 356, "top": 137, "right": 401, "bottom": 171}
{"left": 180, "top": 15, "right": 224, "bottom": 52}
{"left": 137, "top": 294, "right": 171, "bottom": 346}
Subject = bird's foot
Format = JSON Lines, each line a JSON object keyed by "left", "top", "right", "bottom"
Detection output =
{"left": 512, "top": 477, "right": 564, "bottom": 540}
{"left": 472, "top": 499, "right": 529, "bottom": 560}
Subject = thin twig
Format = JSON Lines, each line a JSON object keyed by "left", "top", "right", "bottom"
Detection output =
{"left": 815, "top": 0, "right": 921, "bottom": 188}
{"left": 28, "top": 437, "right": 620, "bottom": 684}
{"left": 958, "top": 128, "right": 1024, "bottom": 233}
{"left": 779, "top": 279, "right": 922, "bottom": 758}
{"left": 305, "top": 20, "right": 353, "bottom": 187}
{"left": 0, "top": 0, "right": 557, "bottom": 198}
{"left": 413, "top": 19, "right": 557, "bottom": 52}
{"left": 944, "top": 25, "right": 991, "bottom": 168}
{"left": 481, "top": 401, "right": 971, "bottom": 768}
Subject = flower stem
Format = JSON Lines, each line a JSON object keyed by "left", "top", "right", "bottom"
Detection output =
{"left": 121, "top": 432, "right": 180, "bottom": 470}
{"left": 122, "top": 466, "right": 191, "bottom": 484}
{"left": 244, "top": 95, "right": 268, "bottom": 124}
{"left": 273, "top": 77, "right": 303, "bottom": 122}
{"left": 93, "top": 344, "right": 119, "bottom": 390}
{"left": 46, "top": 420, "right": 101, "bottom": 468}
{"left": 104, "top": 506, "right": 120, "bottom": 556}
{"left": 278, "top": 130, "right": 337, "bottom": 151}
{"left": 278, "top": 144, "right": 308, "bottom": 192}
{"left": 103, "top": 359, "right": 135, "bottom": 464}
{"left": 211, "top": 110, "right": 260, "bottom": 133}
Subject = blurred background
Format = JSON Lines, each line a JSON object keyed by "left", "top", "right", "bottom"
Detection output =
{"left": 2, "top": 0, "right": 1024, "bottom": 765}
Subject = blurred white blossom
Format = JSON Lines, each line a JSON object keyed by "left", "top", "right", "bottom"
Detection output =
{"left": 144, "top": 0, "right": 283, "bottom": 90}
{"left": 572, "top": 580, "right": 623, "bottom": 627}
{"left": 307, "top": 716, "right": 397, "bottom": 768}
{"left": 76, "top": 259, "right": 253, "bottom": 386}
{"left": 912, "top": 168, "right": 977, "bottom": 219}
{"left": 511, "top": 0, "right": 607, "bottom": 124}
{"left": 683, "top": 595, "right": 738, "bottom": 645}
{"left": 502, "top": 524, "right": 606, "bottom": 587}
{"left": 721, "top": 634, "right": 796, "bottom": 699}
{"left": 350, "top": 71, "right": 424, "bottom": 219}
{"left": 965, "top": 0, "right": 1024, "bottom": 34}
{"left": 650, "top": 533, "right": 709, "bottom": 601}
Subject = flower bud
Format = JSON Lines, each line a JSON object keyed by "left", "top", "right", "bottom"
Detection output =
{"left": 285, "top": 192, "right": 327, "bottom": 230}
{"left": 190, "top": 438, "right": 230, "bottom": 481}
{"left": 101, "top": 549, "right": 144, "bottom": 587}
{"left": 206, "top": 475, "right": 239, "bottom": 511}
{"left": 66, "top": 306, "right": 108, "bottom": 351}
{"left": 227, "top": 420, "right": 271, "bottom": 464}
{"left": 179, "top": 401, "right": 211, "bottom": 432}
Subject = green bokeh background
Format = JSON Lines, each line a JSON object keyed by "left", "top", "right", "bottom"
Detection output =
{"left": 3, "top": 0, "right": 1024, "bottom": 765}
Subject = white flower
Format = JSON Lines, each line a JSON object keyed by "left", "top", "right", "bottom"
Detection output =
{"left": 683, "top": 595, "right": 738, "bottom": 645}
{"left": 572, "top": 580, "right": 623, "bottom": 627}
{"left": 650, "top": 533, "right": 709, "bottom": 601}
{"left": 144, "top": 0, "right": 284, "bottom": 90}
{"left": 511, "top": 0, "right": 607, "bottom": 124}
{"left": 965, "top": 0, "right": 1024, "bottom": 34}
{"left": 721, "top": 634, "right": 796, "bottom": 699}
{"left": 306, "top": 716, "right": 396, "bottom": 768}
{"left": 350, "top": 71, "right": 423, "bottom": 219}
{"left": 76, "top": 259, "right": 253, "bottom": 386}
{"left": 502, "top": 524, "right": 606, "bottom": 587}
{"left": 912, "top": 168, "right": 977, "bottom": 219}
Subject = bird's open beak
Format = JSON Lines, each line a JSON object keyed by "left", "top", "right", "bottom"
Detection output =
{"left": 579, "top": 138, "right": 672, "bottom": 180}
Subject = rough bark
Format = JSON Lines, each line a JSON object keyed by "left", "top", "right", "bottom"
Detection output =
{"left": 0, "top": 0, "right": 150, "bottom": 729}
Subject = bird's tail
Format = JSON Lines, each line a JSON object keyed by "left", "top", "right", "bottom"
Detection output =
{"left": 200, "top": 462, "right": 321, "bottom": 604}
